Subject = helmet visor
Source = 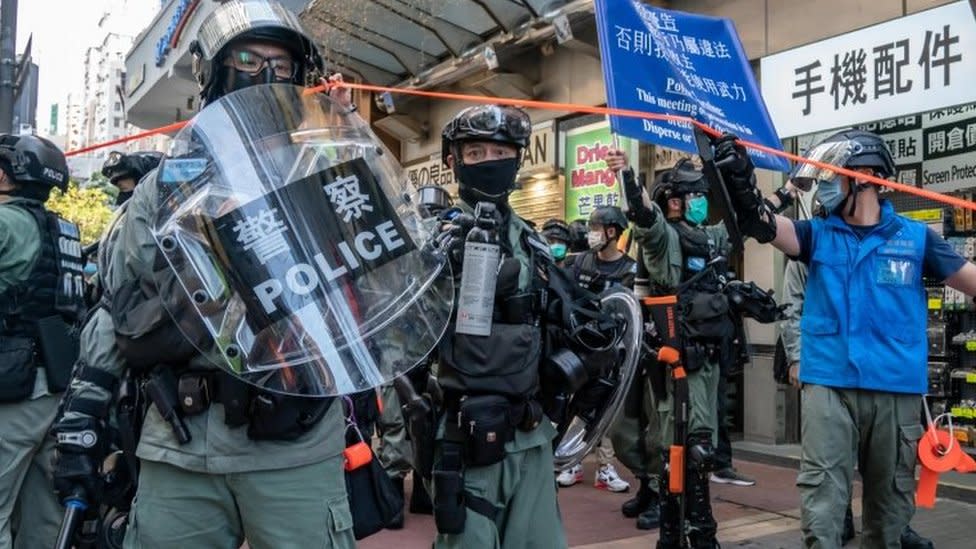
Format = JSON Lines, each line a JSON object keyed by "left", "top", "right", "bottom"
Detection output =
{"left": 196, "top": 0, "right": 310, "bottom": 60}
{"left": 790, "top": 141, "right": 855, "bottom": 192}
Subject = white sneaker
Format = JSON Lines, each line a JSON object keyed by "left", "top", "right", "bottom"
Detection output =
{"left": 594, "top": 464, "right": 630, "bottom": 492}
{"left": 557, "top": 464, "right": 584, "bottom": 487}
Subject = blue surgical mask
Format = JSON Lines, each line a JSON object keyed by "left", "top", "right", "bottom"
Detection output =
{"left": 684, "top": 196, "right": 709, "bottom": 225}
{"left": 550, "top": 242, "right": 567, "bottom": 260}
{"left": 815, "top": 178, "right": 845, "bottom": 214}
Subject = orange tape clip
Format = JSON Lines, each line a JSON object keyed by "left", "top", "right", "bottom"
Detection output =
{"left": 343, "top": 440, "right": 374, "bottom": 471}
{"left": 915, "top": 426, "right": 976, "bottom": 508}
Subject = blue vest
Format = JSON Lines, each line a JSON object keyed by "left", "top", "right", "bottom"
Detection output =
{"left": 799, "top": 201, "right": 928, "bottom": 394}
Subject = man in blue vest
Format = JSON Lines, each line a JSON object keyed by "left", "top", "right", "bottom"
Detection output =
{"left": 713, "top": 129, "right": 976, "bottom": 548}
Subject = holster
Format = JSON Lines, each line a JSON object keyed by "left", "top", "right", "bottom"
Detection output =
{"left": 34, "top": 315, "right": 79, "bottom": 393}
{"left": 394, "top": 376, "right": 436, "bottom": 479}
{"left": 432, "top": 441, "right": 467, "bottom": 535}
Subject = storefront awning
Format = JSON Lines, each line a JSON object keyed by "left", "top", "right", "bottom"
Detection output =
{"left": 301, "top": 0, "right": 572, "bottom": 86}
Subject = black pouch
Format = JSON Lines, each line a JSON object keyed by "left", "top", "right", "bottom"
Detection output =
{"left": 458, "top": 395, "right": 514, "bottom": 467}
{"left": 683, "top": 341, "right": 708, "bottom": 373}
{"left": 247, "top": 392, "right": 332, "bottom": 441}
{"left": 344, "top": 426, "right": 403, "bottom": 540}
{"left": 0, "top": 336, "right": 37, "bottom": 403}
{"left": 681, "top": 293, "right": 734, "bottom": 341}
{"left": 432, "top": 467, "right": 466, "bottom": 534}
{"left": 35, "top": 315, "right": 80, "bottom": 393}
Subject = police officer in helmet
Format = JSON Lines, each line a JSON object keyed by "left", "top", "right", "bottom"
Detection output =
{"left": 541, "top": 218, "right": 571, "bottom": 265}
{"left": 428, "top": 103, "right": 568, "bottom": 547}
{"left": 609, "top": 151, "right": 731, "bottom": 548}
{"left": 52, "top": 1, "right": 357, "bottom": 547}
{"left": 101, "top": 151, "right": 163, "bottom": 206}
{"left": 556, "top": 206, "right": 637, "bottom": 494}
{"left": 0, "top": 134, "right": 84, "bottom": 548}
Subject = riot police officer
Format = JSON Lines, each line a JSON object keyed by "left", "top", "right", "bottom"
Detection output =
{"left": 51, "top": 1, "right": 358, "bottom": 547}
{"left": 558, "top": 206, "right": 635, "bottom": 494}
{"left": 609, "top": 152, "right": 729, "bottom": 549}
{"left": 429, "top": 104, "right": 566, "bottom": 548}
{"left": 101, "top": 150, "right": 163, "bottom": 206}
{"left": 0, "top": 134, "right": 84, "bottom": 549}
{"left": 541, "top": 218, "right": 571, "bottom": 266}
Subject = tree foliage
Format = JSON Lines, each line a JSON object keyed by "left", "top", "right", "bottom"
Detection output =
{"left": 46, "top": 182, "right": 115, "bottom": 245}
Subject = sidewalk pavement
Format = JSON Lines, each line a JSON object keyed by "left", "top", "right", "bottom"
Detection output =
{"left": 359, "top": 457, "right": 976, "bottom": 548}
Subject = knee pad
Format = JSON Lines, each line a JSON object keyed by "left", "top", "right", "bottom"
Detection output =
{"left": 686, "top": 431, "right": 715, "bottom": 473}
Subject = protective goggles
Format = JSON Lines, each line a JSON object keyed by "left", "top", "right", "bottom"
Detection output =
{"left": 225, "top": 48, "right": 297, "bottom": 79}
{"left": 102, "top": 151, "right": 129, "bottom": 178}
{"left": 449, "top": 105, "right": 531, "bottom": 141}
{"left": 789, "top": 141, "right": 856, "bottom": 192}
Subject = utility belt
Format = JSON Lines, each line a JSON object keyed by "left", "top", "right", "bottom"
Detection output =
{"left": 430, "top": 393, "right": 545, "bottom": 534}
{"left": 142, "top": 367, "right": 333, "bottom": 443}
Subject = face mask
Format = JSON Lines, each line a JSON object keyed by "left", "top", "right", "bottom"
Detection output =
{"left": 815, "top": 178, "right": 845, "bottom": 214}
{"left": 115, "top": 190, "right": 133, "bottom": 206}
{"left": 587, "top": 230, "right": 607, "bottom": 251}
{"left": 684, "top": 195, "right": 709, "bottom": 225}
{"left": 549, "top": 242, "right": 567, "bottom": 260}
{"left": 456, "top": 157, "right": 520, "bottom": 205}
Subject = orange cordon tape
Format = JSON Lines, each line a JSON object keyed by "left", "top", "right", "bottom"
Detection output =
{"left": 65, "top": 80, "right": 976, "bottom": 213}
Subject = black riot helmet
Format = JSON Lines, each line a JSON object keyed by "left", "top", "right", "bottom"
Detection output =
{"left": 0, "top": 134, "right": 69, "bottom": 201}
{"left": 542, "top": 218, "right": 571, "bottom": 243}
{"left": 588, "top": 206, "right": 629, "bottom": 235}
{"left": 441, "top": 104, "right": 532, "bottom": 205}
{"left": 190, "top": 0, "right": 325, "bottom": 106}
{"left": 651, "top": 158, "right": 708, "bottom": 212}
{"left": 568, "top": 219, "right": 589, "bottom": 253}
{"left": 101, "top": 150, "right": 164, "bottom": 186}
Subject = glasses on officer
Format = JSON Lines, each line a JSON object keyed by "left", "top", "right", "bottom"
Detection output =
{"left": 225, "top": 49, "right": 297, "bottom": 79}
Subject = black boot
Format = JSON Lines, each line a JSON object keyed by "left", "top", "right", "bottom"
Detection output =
{"left": 900, "top": 526, "right": 934, "bottom": 549}
{"left": 387, "top": 476, "right": 405, "bottom": 529}
{"left": 623, "top": 475, "right": 655, "bottom": 518}
{"left": 636, "top": 499, "right": 661, "bottom": 530}
{"left": 842, "top": 504, "right": 855, "bottom": 545}
{"left": 686, "top": 469, "right": 719, "bottom": 549}
{"left": 409, "top": 471, "right": 433, "bottom": 515}
{"left": 657, "top": 459, "right": 683, "bottom": 547}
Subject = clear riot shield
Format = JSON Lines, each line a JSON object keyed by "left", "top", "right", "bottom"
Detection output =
{"left": 553, "top": 287, "right": 642, "bottom": 470}
{"left": 152, "top": 84, "right": 453, "bottom": 397}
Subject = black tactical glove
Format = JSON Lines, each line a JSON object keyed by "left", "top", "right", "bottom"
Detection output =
{"left": 429, "top": 211, "right": 474, "bottom": 277}
{"left": 52, "top": 416, "right": 105, "bottom": 504}
{"left": 724, "top": 280, "right": 786, "bottom": 323}
{"left": 621, "top": 168, "right": 656, "bottom": 228}
{"left": 711, "top": 133, "right": 777, "bottom": 243}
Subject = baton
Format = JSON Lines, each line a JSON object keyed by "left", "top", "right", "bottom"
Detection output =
{"left": 55, "top": 491, "right": 88, "bottom": 549}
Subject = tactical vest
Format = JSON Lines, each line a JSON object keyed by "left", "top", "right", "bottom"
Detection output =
{"left": 570, "top": 250, "right": 636, "bottom": 293}
{"left": 673, "top": 221, "right": 723, "bottom": 291}
{"left": 0, "top": 201, "right": 86, "bottom": 337}
{"left": 437, "top": 219, "right": 549, "bottom": 401}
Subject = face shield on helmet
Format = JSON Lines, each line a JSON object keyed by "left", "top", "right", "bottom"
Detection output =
{"left": 441, "top": 105, "right": 532, "bottom": 205}
{"left": 791, "top": 130, "right": 896, "bottom": 192}
{"left": 0, "top": 134, "right": 69, "bottom": 200}
{"left": 190, "top": 0, "right": 325, "bottom": 106}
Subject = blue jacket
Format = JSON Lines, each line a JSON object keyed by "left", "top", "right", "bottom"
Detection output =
{"left": 799, "top": 201, "right": 928, "bottom": 394}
